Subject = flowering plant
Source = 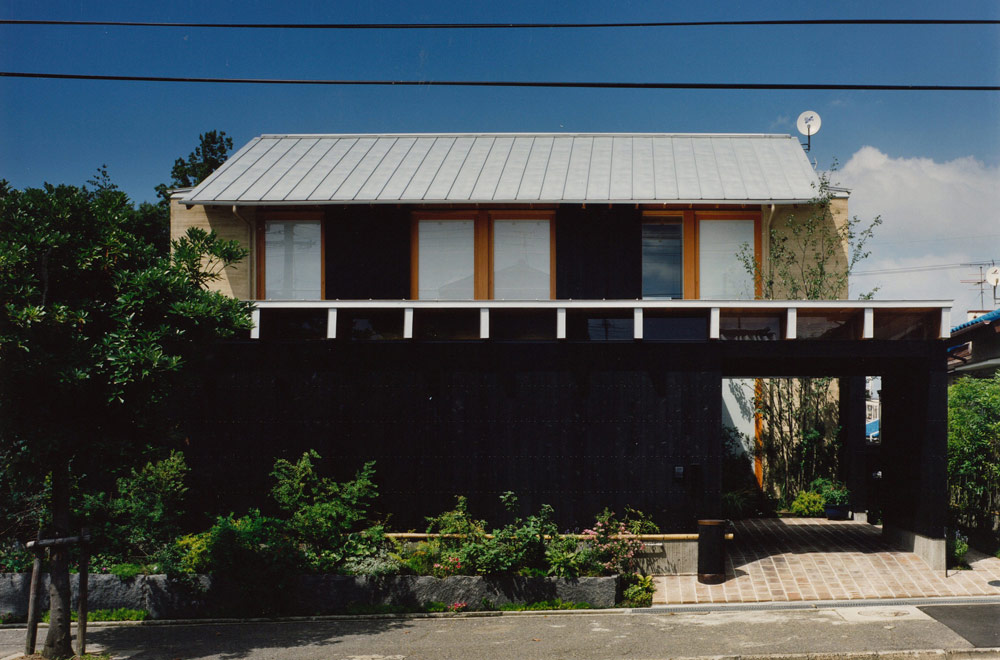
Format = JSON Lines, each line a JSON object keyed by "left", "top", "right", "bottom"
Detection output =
{"left": 432, "top": 554, "right": 463, "bottom": 578}
{"left": 581, "top": 510, "right": 643, "bottom": 574}
{"left": 447, "top": 601, "right": 468, "bottom": 612}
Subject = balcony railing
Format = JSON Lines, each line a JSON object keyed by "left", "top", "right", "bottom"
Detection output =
{"left": 248, "top": 300, "right": 953, "bottom": 342}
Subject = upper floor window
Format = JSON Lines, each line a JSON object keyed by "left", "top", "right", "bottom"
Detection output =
{"left": 698, "top": 219, "right": 755, "bottom": 300}
{"left": 260, "top": 217, "right": 324, "bottom": 300}
{"left": 412, "top": 211, "right": 554, "bottom": 300}
{"left": 641, "top": 220, "right": 683, "bottom": 299}
{"left": 642, "top": 211, "right": 759, "bottom": 300}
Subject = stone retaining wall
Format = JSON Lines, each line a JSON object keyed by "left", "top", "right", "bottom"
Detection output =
{"left": 0, "top": 573, "right": 618, "bottom": 619}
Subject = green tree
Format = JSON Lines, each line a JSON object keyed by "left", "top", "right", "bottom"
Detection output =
{"left": 948, "top": 373, "right": 1000, "bottom": 543}
{"left": 154, "top": 130, "right": 234, "bottom": 205}
{"left": 0, "top": 179, "right": 251, "bottom": 658}
{"left": 736, "top": 173, "right": 881, "bottom": 503}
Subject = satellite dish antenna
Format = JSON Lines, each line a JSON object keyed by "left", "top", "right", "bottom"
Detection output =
{"left": 796, "top": 111, "right": 822, "bottom": 151}
{"left": 986, "top": 265, "right": 1000, "bottom": 287}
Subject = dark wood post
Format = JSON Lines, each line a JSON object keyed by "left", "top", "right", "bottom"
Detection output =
{"left": 77, "top": 527, "right": 89, "bottom": 657}
{"left": 25, "top": 530, "right": 43, "bottom": 656}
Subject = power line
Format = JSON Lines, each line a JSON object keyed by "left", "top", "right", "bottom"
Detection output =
{"left": 855, "top": 262, "right": 995, "bottom": 276}
{"left": 2, "top": 72, "right": 998, "bottom": 91}
{"left": 2, "top": 18, "right": 999, "bottom": 29}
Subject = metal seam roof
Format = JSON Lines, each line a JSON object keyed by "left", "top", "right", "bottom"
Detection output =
{"left": 181, "top": 133, "right": 822, "bottom": 205}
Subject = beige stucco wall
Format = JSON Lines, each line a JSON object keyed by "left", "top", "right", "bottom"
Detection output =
{"left": 760, "top": 196, "right": 850, "bottom": 300}
{"left": 170, "top": 196, "right": 256, "bottom": 300}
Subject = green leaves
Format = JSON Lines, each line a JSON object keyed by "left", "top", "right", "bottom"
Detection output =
{"left": 948, "top": 374, "right": 1000, "bottom": 536}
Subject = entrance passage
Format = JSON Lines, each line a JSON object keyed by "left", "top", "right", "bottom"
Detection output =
{"left": 654, "top": 518, "right": 1000, "bottom": 605}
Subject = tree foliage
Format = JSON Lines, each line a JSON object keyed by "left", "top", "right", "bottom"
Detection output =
{"left": 154, "top": 130, "right": 233, "bottom": 205}
{"left": 0, "top": 178, "right": 250, "bottom": 658}
{"left": 948, "top": 373, "right": 1000, "bottom": 542}
{"left": 736, "top": 172, "right": 881, "bottom": 505}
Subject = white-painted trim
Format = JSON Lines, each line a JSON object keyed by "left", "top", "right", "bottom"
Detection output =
{"left": 326, "top": 308, "right": 337, "bottom": 339}
{"left": 480, "top": 308, "right": 490, "bottom": 339}
{"left": 250, "top": 308, "right": 261, "bottom": 339}
{"left": 247, "top": 299, "right": 953, "bottom": 343}
{"left": 250, "top": 299, "right": 952, "bottom": 311}
{"left": 403, "top": 308, "right": 413, "bottom": 339}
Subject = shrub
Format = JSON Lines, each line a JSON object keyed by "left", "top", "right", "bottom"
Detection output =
{"left": 0, "top": 540, "right": 33, "bottom": 572}
{"left": 808, "top": 478, "right": 850, "bottom": 507}
{"left": 171, "top": 531, "right": 211, "bottom": 574}
{"left": 545, "top": 535, "right": 599, "bottom": 578}
{"left": 340, "top": 547, "right": 404, "bottom": 577}
{"left": 270, "top": 451, "right": 380, "bottom": 571}
{"left": 204, "top": 510, "right": 302, "bottom": 616}
{"left": 948, "top": 530, "right": 970, "bottom": 568}
{"left": 789, "top": 491, "right": 825, "bottom": 517}
{"left": 582, "top": 509, "right": 643, "bottom": 574}
{"left": 948, "top": 374, "right": 1000, "bottom": 547}
{"left": 619, "top": 573, "right": 655, "bottom": 608}
{"left": 78, "top": 451, "right": 189, "bottom": 563}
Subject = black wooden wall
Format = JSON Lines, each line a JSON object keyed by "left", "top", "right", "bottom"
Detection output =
{"left": 178, "top": 341, "right": 723, "bottom": 531}
{"left": 320, "top": 205, "right": 644, "bottom": 301}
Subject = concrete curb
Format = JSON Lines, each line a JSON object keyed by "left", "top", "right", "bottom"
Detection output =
{"left": 673, "top": 652, "right": 1000, "bottom": 659}
{"left": 0, "top": 606, "right": 634, "bottom": 631}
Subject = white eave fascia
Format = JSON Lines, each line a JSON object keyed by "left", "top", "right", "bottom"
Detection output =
{"left": 185, "top": 198, "right": 819, "bottom": 207}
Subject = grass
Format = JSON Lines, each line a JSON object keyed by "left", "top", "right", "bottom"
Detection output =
{"left": 343, "top": 599, "right": 595, "bottom": 614}
{"left": 40, "top": 608, "right": 150, "bottom": 623}
{"left": 497, "top": 599, "right": 593, "bottom": 611}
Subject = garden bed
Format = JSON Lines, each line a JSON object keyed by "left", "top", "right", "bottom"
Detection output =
{"left": 0, "top": 573, "right": 618, "bottom": 620}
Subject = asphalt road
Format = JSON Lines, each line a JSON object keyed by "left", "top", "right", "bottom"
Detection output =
{"left": 1, "top": 603, "right": 997, "bottom": 660}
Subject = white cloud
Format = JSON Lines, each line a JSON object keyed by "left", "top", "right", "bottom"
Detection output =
{"left": 834, "top": 147, "right": 1000, "bottom": 324}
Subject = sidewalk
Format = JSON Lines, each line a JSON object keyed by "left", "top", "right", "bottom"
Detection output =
{"left": 2, "top": 600, "right": 999, "bottom": 660}
{"left": 656, "top": 518, "right": 1000, "bottom": 604}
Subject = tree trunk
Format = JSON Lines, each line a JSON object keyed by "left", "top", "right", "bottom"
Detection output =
{"left": 42, "top": 462, "right": 74, "bottom": 660}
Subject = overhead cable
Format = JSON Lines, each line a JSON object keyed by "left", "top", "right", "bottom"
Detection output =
{"left": 2, "top": 18, "right": 999, "bottom": 29}
{"left": 1, "top": 72, "right": 998, "bottom": 91}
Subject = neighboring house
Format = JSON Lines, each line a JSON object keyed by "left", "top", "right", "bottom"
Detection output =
{"left": 947, "top": 308, "right": 1000, "bottom": 381}
{"left": 170, "top": 132, "right": 952, "bottom": 568}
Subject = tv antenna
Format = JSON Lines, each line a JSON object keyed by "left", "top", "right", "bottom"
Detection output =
{"left": 797, "top": 111, "right": 821, "bottom": 152}
{"left": 987, "top": 265, "right": 1000, "bottom": 307}
{"left": 961, "top": 261, "right": 1000, "bottom": 309}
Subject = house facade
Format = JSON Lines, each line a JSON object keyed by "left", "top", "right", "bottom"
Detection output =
{"left": 170, "top": 133, "right": 951, "bottom": 567}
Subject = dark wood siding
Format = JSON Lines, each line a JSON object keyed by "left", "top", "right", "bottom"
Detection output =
{"left": 555, "top": 206, "right": 642, "bottom": 299}
{"left": 177, "top": 341, "right": 723, "bottom": 530}
{"left": 324, "top": 207, "right": 410, "bottom": 300}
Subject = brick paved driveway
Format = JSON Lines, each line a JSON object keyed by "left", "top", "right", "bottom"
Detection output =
{"left": 654, "top": 518, "right": 1000, "bottom": 604}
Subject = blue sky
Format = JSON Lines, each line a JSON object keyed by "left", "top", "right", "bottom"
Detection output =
{"left": 2, "top": 1, "right": 998, "bottom": 318}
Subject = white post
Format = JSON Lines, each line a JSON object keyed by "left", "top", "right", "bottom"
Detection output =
{"left": 786, "top": 308, "right": 797, "bottom": 340}
{"left": 403, "top": 308, "right": 413, "bottom": 339}
{"left": 250, "top": 308, "right": 261, "bottom": 339}
{"left": 633, "top": 307, "right": 643, "bottom": 340}
{"left": 326, "top": 308, "right": 337, "bottom": 339}
{"left": 480, "top": 308, "right": 490, "bottom": 339}
{"left": 556, "top": 308, "right": 567, "bottom": 339}
{"left": 939, "top": 307, "right": 952, "bottom": 339}
{"left": 709, "top": 307, "right": 720, "bottom": 339}
{"left": 863, "top": 307, "right": 874, "bottom": 339}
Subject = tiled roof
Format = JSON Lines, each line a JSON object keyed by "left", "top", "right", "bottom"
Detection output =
{"left": 951, "top": 308, "right": 1000, "bottom": 334}
{"left": 180, "top": 133, "right": 822, "bottom": 205}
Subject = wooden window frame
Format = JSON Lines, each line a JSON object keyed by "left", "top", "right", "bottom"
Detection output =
{"left": 255, "top": 211, "right": 326, "bottom": 300}
{"left": 642, "top": 210, "right": 761, "bottom": 299}
{"left": 411, "top": 210, "right": 556, "bottom": 300}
